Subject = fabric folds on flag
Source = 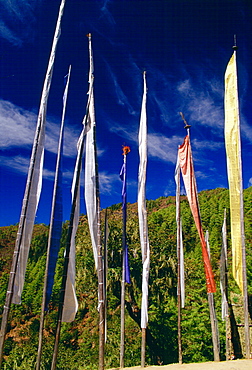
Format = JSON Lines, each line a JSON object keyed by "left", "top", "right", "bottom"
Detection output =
{"left": 224, "top": 51, "right": 243, "bottom": 293}
{"left": 175, "top": 156, "right": 185, "bottom": 308}
{"left": 44, "top": 68, "right": 71, "bottom": 310}
{"left": 178, "top": 135, "right": 216, "bottom": 294}
{"left": 11, "top": 0, "right": 66, "bottom": 304}
{"left": 138, "top": 72, "right": 150, "bottom": 328}
{"left": 62, "top": 134, "right": 81, "bottom": 322}
{"left": 12, "top": 127, "right": 45, "bottom": 304}
{"left": 120, "top": 161, "right": 131, "bottom": 284}
{"left": 84, "top": 34, "right": 98, "bottom": 269}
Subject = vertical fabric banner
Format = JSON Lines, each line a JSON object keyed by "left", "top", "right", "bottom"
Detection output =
{"left": 61, "top": 133, "right": 81, "bottom": 322}
{"left": 175, "top": 156, "right": 185, "bottom": 308}
{"left": 11, "top": 0, "right": 66, "bottom": 304}
{"left": 224, "top": 51, "right": 243, "bottom": 293}
{"left": 45, "top": 67, "right": 71, "bottom": 309}
{"left": 138, "top": 72, "right": 150, "bottom": 328}
{"left": 178, "top": 135, "right": 216, "bottom": 293}
{"left": 84, "top": 34, "right": 98, "bottom": 269}
{"left": 120, "top": 153, "right": 131, "bottom": 284}
{"left": 12, "top": 129, "right": 45, "bottom": 304}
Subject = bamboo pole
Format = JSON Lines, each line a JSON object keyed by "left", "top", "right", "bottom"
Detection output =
{"left": 0, "top": 1, "right": 66, "bottom": 367}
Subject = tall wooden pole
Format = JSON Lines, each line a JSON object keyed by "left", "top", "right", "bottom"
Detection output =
{"left": 50, "top": 126, "right": 85, "bottom": 370}
{"left": 180, "top": 112, "right": 220, "bottom": 362}
{"left": 120, "top": 152, "right": 126, "bottom": 369}
{"left": 36, "top": 65, "right": 71, "bottom": 370}
{"left": 138, "top": 71, "right": 148, "bottom": 368}
{"left": 0, "top": 1, "right": 66, "bottom": 367}
{"left": 50, "top": 62, "right": 94, "bottom": 368}
{"left": 207, "top": 293, "right": 220, "bottom": 361}
{"left": 205, "top": 231, "right": 220, "bottom": 362}
{"left": 94, "top": 122, "right": 105, "bottom": 370}
{"left": 233, "top": 47, "right": 251, "bottom": 359}
{"left": 104, "top": 209, "right": 109, "bottom": 343}
{"left": 120, "top": 147, "right": 130, "bottom": 368}
{"left": 221, "top": 209, "right": 230, "bottom": 360}
{"left": 175, "top": 157, "right": 183, "bottom": 364}
{"left": 233, "top": 42, "right": 250, "bottom": 359}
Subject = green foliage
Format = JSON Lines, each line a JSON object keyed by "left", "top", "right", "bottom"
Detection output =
{"left": 0, "top": 187, "right": 251, "bottom": 368}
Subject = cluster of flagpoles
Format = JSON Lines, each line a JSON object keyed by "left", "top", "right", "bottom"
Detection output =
{"left": 0, "top": 0, "right": 67, "bottom": 367}
{"left": 174, "top": 41, "right": 250, "bottom": 363}
{"left": 0, "top": 0, "right": 250, "bottom": 366}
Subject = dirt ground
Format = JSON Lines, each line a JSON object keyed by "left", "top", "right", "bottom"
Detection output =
{"left": 115, "top": 359, "right": 252, "bottom": 370}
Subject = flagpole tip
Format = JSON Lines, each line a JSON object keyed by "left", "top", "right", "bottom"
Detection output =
{"left": 87, "top": 33, "right": 91, "bottom": 38}
{"left": 179, "top": 112, "right": 191, "bottom": 130}
{"left": 122, "top": 145, "right": 131, "bottom": 155}
{"left": 232, "top": 34, "right": 238, "bottom": 50}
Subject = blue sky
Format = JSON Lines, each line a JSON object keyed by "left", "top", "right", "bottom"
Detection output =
{"left": 0, "top": 0, "right": 251, "bottom": 226}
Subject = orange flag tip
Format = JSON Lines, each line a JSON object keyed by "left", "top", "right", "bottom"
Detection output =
{"left": 87, "top": 33, "right": 91, "bottom": 38}
{"left": 122, "top": 145, "right": 131, "bottom": 155}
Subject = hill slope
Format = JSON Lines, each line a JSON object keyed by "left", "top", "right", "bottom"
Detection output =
{"left": 0, "top": 187, "right": 251, "bottom": 369}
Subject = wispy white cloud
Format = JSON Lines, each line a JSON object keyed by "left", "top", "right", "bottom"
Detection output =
{"left": 99, "top": 0, "right": 116, "bottom": 26}
{"left": 109, "top": 118, "right": 182, "bottom": 165}
{"left": 0, "top": 99, "right": 80, "bottom": 157}
{"left": 0, "top": 0, "right": 43, "bottom": 46}
{"left": 164, "top": 179, "right": 176, "bottom": 197}
{"left": 176, "top": 78, "right": 224, "bottom": 132}
{"left": 191, "top": 138, "right": 223, "bottom": 151}
{"left": 99, "top": 171, "right": 120, "bottom": 195}
{"left": 0, "top": 100, "right": 37, "bottom": 148}
{"left": 0, "top": 153, "right": 76, "bottom": 182}
{"left": 148, "top": 133, "right": 182, "bottom": 164}
{"left": 104, "top": 60, "right": 137, "bottom": 116}
{"left": 0, "top": 154, "right": 30, "bottom": 174}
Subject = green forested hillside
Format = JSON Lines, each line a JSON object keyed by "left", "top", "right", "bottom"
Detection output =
{"left": 0, "top": 187, "right": 251, "bottom": 369}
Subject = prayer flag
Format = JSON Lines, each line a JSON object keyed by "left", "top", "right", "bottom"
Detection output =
{"left": 45, "top": 68, "right": 71, "bottom": 309}
{"left": 11, "top": 0, "right": 66, "bottom": 304}
{"left": 84, "top": 35, "right": 98, "bottom": 269}
{"left": 224, "top": 51, "right": 243, "bottom": 293}
{"left": 178, "top": 135, "right": 216, "bottom": 293}
{"left": 175, "top": 155, "right": 185, "bottom": 308}
{"left": 138, "top": 72, "right": 150, "bottom": 328}
{"left": 120, "top": 155, "right": 131, "bottom": 284}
